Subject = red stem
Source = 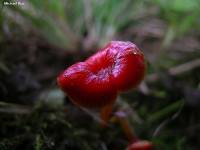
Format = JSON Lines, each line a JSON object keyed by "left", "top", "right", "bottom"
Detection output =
{"left": 118, "top": 116, "right": 138, "bottom": 142}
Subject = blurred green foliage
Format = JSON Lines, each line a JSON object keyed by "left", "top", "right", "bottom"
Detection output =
{"left": 2, "top": 0, "right": 146, "bottom": 51}
{"left": 1, "top": 0, "right": 199, "bottom": 50}
{"left": 154, "top": 0, "right": 200, "bottom": 47}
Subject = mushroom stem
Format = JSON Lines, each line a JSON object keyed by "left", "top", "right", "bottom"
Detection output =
{"left": 118, "top": 116, "right": 138, "bottom": 142}
{"left": 113, "top": 109, "right": 138, "bottom": 142}
{"left": 100, "top": 102, "right": 114, "bottom": 127}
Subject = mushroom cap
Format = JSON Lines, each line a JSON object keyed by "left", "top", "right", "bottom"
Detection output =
{"left": 57, "top": 41, "right": 146, "bottom": 108}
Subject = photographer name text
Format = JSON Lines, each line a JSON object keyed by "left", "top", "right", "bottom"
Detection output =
{"left": 3, "top": 1, "right": 25, "bottom": 6}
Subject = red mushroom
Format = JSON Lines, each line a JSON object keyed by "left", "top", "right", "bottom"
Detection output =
{"left": 126, "top": 140, "right": 153, "bottom": 150}
{"left": 57, "top": 41, "right": 146, "bottom": 123}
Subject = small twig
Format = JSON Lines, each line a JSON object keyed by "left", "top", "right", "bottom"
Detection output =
{"left": 153, "top": 100, "right": 184, "bottom": 137}
{"left": 146, "top": 59, "right": 200, "bottom": 83}
{"left": 168, "top": 59, "right": 200, "bottom": 75}
{"left": 148, "top": 100, "right": 184, "bottom": 124}
{"left": 0, "top": 101, "right": 32, "bottom": 114}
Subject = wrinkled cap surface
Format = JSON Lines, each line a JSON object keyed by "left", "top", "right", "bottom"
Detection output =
{"left": 57, "top": 41, "right": 146, "bottom": 108}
